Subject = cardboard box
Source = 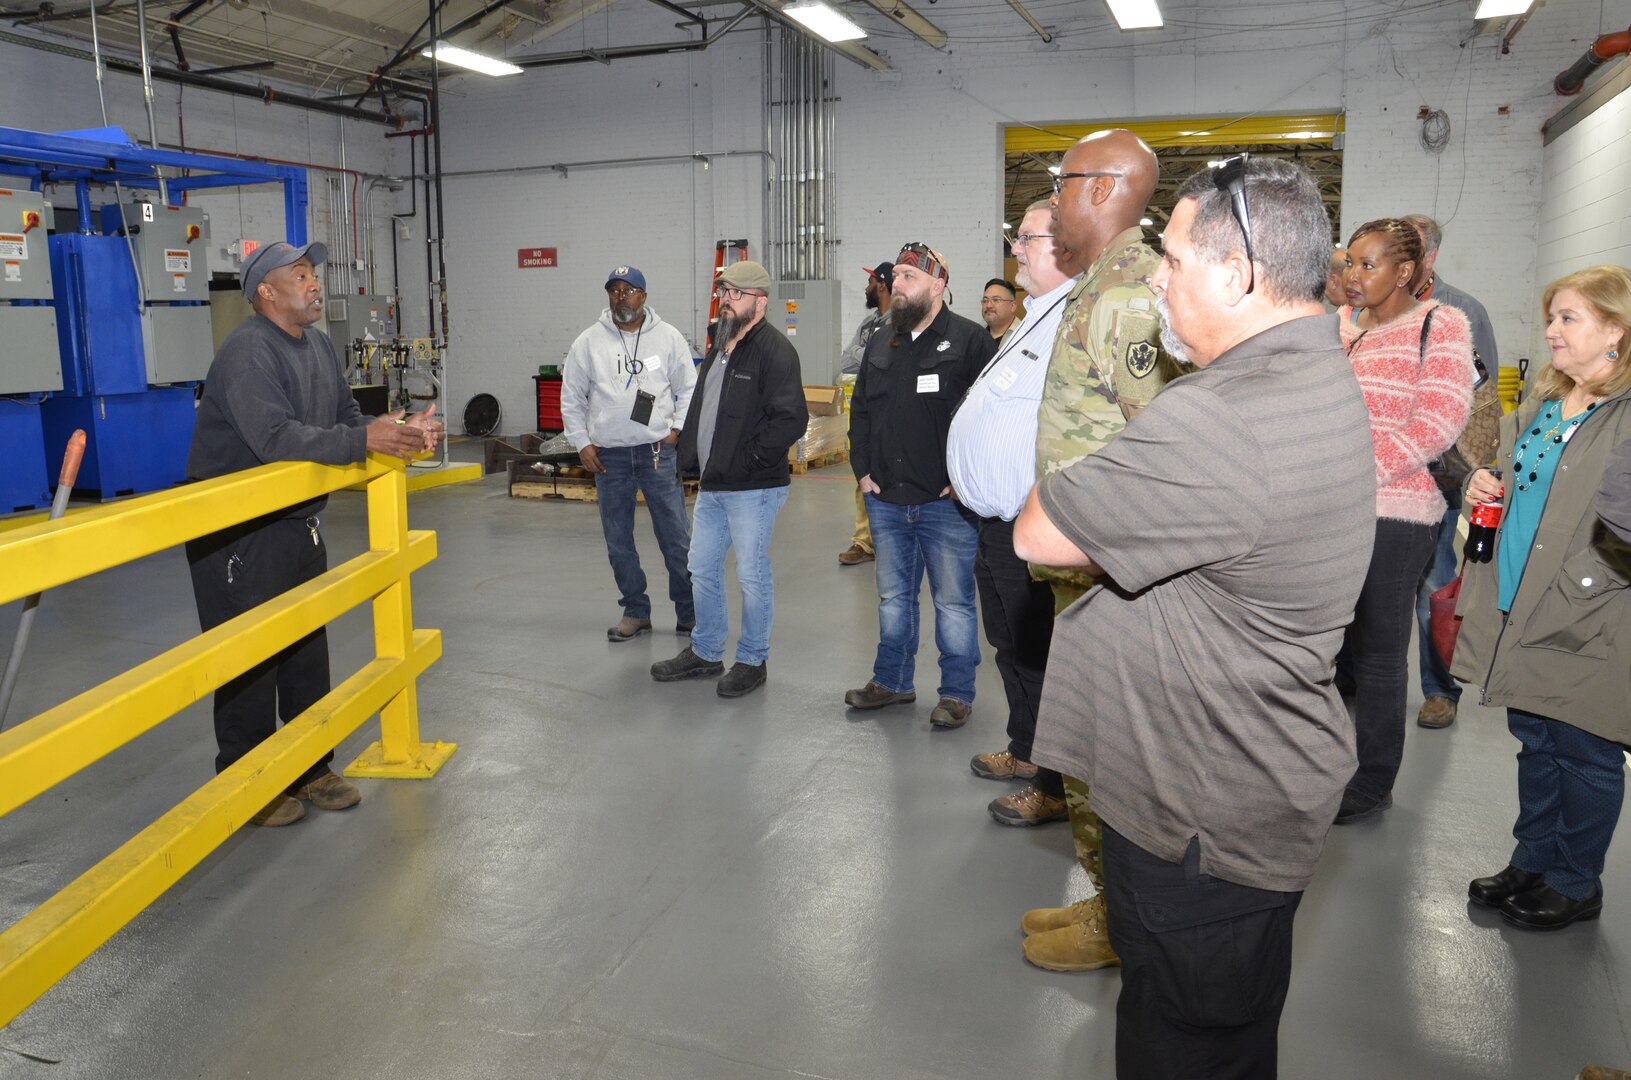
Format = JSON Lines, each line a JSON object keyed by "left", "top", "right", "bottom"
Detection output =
{"left": 803, "top": 385, "right": 844, "bottom": 416}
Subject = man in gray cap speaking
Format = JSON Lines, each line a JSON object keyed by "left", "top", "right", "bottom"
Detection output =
{"left": 186, "top": 238, "right": 443, "bottom": 828}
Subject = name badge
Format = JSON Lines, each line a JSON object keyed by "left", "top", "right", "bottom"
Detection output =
{"left": 991, "top": 365, "right": 1019, "bottom": 391}
{"left": 917, "top": 373, "right": 940, "bottom": 394}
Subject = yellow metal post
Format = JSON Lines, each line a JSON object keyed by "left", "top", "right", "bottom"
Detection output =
{"left": 346, "top": 456, "right": 456, "bottom": 778}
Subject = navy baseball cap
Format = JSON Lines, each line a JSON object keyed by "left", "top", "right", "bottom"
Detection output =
{"left": 605, "top": 265, "right": 646, "bottom": 291}
{"left": 864, "top": 262, "right": 894, "bottom": 288}
{"left": 242, "top": 240, "right": 328, "bottom": 299}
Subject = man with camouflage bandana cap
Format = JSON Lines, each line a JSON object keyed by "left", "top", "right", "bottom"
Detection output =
{"left": 1015, "top": 129, "right": 1177, "bottom": 974}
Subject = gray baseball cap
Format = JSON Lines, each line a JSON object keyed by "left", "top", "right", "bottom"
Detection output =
{"left": 242, "top": 240, "right": 328, "bottom": 299}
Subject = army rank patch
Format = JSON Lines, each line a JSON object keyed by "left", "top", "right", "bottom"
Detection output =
{"left": 1126, "top": 340, "right": 1158, "bottom": 379}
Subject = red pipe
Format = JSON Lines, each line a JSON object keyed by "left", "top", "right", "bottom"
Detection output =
{"left": 1555, "top": 27, "right": 1631, "bottom": 96}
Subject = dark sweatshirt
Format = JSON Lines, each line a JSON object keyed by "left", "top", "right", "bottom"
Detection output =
{"left": 850, "top": 303, "right": 995, "bottom": 505}
{"left": 679, "top": 319, "right": 807, "bottom": 491}
{"left": 188, "top": 313, "right": 369, "bottom": 517}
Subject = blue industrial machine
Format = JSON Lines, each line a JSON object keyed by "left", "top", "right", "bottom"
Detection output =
{"left": 0, "top": 126, "right": 307, "bottom": 501}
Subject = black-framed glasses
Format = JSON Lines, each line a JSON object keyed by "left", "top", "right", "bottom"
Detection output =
{"left": 1211, "top": 153, "right": 1255, "bottom": 295}
{"left": 714, "top": 285, "right": 762, "bottom": 301}
{"left": 1051, "top": 171, "right": 1123, "bottom": 196}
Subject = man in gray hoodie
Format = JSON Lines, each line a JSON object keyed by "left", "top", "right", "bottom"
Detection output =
{"left": 562, "top": 266, "right": 698, "bottom": 641}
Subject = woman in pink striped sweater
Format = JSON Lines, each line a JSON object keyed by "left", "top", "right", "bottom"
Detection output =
{"left": 1334, "top": 217, "right": 1474, "bottom": 824}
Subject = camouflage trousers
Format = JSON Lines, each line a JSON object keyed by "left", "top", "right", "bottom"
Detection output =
{"left": 1051, "top": 580, "right": 1103, "bottom": 890}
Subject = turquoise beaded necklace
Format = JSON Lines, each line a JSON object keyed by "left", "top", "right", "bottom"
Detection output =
{"left": 1513, "top": 399, "right": 1596, "bottom": 492}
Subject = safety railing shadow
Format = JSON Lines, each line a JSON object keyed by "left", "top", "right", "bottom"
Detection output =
{"left": 0, "top": 453, "right": 452, "bottom": 1028}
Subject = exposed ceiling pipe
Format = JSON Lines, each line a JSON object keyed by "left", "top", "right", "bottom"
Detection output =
{"left": 0, "top": 29, "right": 406, "bottom": 127}
{"left": 857, "top": 0, "right": 946, "bottom": 48}
{"left": 742, "top": 2, "right": 889, "bottom": 71}
{"left": 1554, "top": 25, "right": 1631, "bottom": 95}
{"left": 135, "top": 0, "right": 170, "bottom": 202}
{"left": 1004, "top": 0, "right": 1053, "bottom": 44}
{"left": 641, "top": 0, "right": 708, "bottom": 32}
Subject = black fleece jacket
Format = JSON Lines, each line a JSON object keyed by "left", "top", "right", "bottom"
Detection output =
{"left": 679, "top": 319, "right": 808, "bottom": 491}
{"left": 850, "top": 303, "right": 995, "bottom": 505}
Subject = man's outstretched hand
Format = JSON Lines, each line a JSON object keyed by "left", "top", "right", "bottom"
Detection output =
{"left": 367, "top": 405, "right": 446, "bottom": 460}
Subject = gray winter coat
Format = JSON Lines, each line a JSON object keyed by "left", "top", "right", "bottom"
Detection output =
{"left": 1451, "top": 387, "right": 1631, "bottom": 745}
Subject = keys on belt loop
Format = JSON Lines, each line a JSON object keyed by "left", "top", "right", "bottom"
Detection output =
{"left": 305, "top": 515, "right": 321, "bottom": 546}
{"left": 652, "top": 442, "right": 661, "bottom": 472}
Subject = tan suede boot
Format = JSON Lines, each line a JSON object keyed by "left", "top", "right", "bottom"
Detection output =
{"left": 1020, "top": 892, "right": 1103, "bottom": 936}
{"left": 1022, "top": 895, "right": 1120, "bottom": 972}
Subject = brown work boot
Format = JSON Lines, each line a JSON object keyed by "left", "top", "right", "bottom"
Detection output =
{"left": 990, "top": 785, "right": 1068, "bottom": 827}
{"left": 844, "top": 681, "right": 915, "bottom": 709}
{"left": 970, "top": 750, "right": 1038, "bottom": 782}
{"left": 929, "top": 697, "right": 971, "bottom": 729}
{"left": 607, "top": 616, "right": 653, "bottom": 642}
{"left": 1417, "top": 696, "right": 1457, "bottom": 729}
{"left": 250, "top": 793, "right": 306, "bottom": 827}
{"left": 293, "top": 770, "right": 362, "bottom": 811}
{"left": 838, "top": 544, "right": 875, "bottom": 566}
{"left": 1022, "top": 899, "right": 1121, "bottom": 972}
{"left": 1021, "top": 892, "right": 1105, "bottom": 936}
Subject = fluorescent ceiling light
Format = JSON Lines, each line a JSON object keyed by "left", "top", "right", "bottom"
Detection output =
{"left": 1047, "top": 163, "right": 1062, "bottom": 175}
{"left": 1105, "top": 0, "right": 1163, "bottom": 30}
{"left": 1473, "top": 0, "right": 1532, "bottom": 18}
{"left": 785, "top": 1, "right": 868, "bottom": 43}
{"left": 420, "top": 42, "right": 522, "bottom": 76}
{"left": 1139, "top": 217, "right": 1153, "bottom": 226}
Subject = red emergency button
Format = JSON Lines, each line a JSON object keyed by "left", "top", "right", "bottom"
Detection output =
{"left": 21, "top": 210, "right": 40, "bottom": 233}
{"left": 186, "top": 224, "right": 201, "bottom": 242}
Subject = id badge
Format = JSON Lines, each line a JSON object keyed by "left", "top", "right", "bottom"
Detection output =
{"left": 630, "top": 389, "right": 656, "bottom": 425}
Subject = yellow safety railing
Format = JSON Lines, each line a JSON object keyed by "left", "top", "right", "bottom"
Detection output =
{"left": 0, "top": 454, "right": 454, "bottom": 1028}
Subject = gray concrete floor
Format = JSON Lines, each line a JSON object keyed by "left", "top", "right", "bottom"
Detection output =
{"left": 1, "top": 448, "right": 1628, "bottom": 1079}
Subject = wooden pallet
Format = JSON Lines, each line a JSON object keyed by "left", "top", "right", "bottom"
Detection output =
{"left": 510, "top": 469, "right": 699, "bottom": 504}
{"left": 789, "top": 447, "right": 850, "bottom": 475}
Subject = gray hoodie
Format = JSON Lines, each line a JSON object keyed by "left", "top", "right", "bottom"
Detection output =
{"left": 561, "top": 305, "right": 697, "bottom": 450}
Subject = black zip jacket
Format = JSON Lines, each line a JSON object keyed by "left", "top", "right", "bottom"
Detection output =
{"left": 679, "top": 319, "right": 808, "bottom": 490}
{"left": 850, "top": 303, "right": 995, "bottom": 505}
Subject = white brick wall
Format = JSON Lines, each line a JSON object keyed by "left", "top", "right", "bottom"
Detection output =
{"left": 1538, "top": 73, "right": 1631, "bottom": 291}
{"left": 9, "top": 0, "right": 1631, "bottom": 430}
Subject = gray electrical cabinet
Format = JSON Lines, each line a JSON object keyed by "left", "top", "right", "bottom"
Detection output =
{"left": 0, "top": 187, "right": 63, "bottom": 394}
{"left": 326, "top": 293, "right": 398, "bottom": 343}
{"left": 768, "top": 279, "right": 843, "bottom": 384}
{"left": 103, "top": 200, "right": 214, "bottom": 384}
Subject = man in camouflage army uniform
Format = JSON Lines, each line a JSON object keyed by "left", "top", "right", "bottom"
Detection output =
{"left": 1016, "top": 129, "right": 1177, "bottom": 974}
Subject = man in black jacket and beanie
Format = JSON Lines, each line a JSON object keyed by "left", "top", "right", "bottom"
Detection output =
{"left": 651, "top": 260, "right": 807, "bottom": 698}
{"left": 844, "top": 243, "right": 996, "bottom": 727}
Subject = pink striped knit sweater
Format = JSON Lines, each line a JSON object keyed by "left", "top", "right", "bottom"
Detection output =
{"left": 1339, "top": 302, "right": 1474, "bottom": 525}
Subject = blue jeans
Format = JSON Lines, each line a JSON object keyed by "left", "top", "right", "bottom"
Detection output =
{"left": 865, "top": 494, "right": 980, "bottom": 703}
{"left": 1414, "top": 503, "right": 1463, "bottom": 702}
{"left": 1509, "top": 707, "right": 1626, "bottom": 900}
{"left": 688, "top": 486, "right": 790, "bottom": 666}
{"left": 594, "top": 443, "right": 694, "bottom": 623}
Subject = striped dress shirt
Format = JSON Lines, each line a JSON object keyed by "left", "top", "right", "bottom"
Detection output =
{"left": 945, "top": 274, "right": 1078, "bottom": 520}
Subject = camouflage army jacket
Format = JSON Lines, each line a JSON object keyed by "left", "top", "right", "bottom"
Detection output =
{"left": 1031, "top": 226, "right": 1174, "bottom": 591}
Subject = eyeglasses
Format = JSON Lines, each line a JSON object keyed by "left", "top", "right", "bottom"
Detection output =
{"left": 714, "top": 285, "right": 763, "bottom": 301}
{"left": 607, "top": 283, "right": 644, "bottom": 298}
{"left": 981, "top": 296, "right": 1015, "bottom": 305}
{"left": 1051, "top": 171, "right": 1123, "bottom": 196}
{"left": 1211, "top": 153, "right": 1255, "bottom": 295}
{"left": 1006, "top": 232, "right": 1054, "bottom": 249}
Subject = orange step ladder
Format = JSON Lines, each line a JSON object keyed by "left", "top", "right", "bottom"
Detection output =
{"left": 705, "top": 239, "right": 750, "bottom": 353}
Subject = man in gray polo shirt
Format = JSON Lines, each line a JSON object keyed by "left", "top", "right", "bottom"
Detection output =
{"left": 1015, "top": 157, "right": 1376, "bottom": 1078}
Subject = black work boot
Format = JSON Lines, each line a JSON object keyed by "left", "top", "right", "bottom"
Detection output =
{"left": 651, "top": 646, "right": 725, "bottom": 682}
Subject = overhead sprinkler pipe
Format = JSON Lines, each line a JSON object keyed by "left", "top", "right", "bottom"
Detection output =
{"left": 1555, "top": 26, "right": 1631, "bottom": 96}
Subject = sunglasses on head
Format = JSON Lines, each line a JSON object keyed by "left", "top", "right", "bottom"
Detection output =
{"left": 1211, "top": 154, "right": 1255, "bottom": 295}
{"left": 896, "top": 242, "right": 948, "bottom": 283}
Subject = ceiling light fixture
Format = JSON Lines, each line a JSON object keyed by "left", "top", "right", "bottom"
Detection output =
{"left": 785, "top": 1, "right": 868, "bottom": 43}
{"left": 1473, "top": 0, "right": 1533, "bottom": 18}
{"left": 1105, "top": 0, "right": 1163, "bottom": 30}
{"left": 420, "top": 41, "right": 522, "bottom": 77}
